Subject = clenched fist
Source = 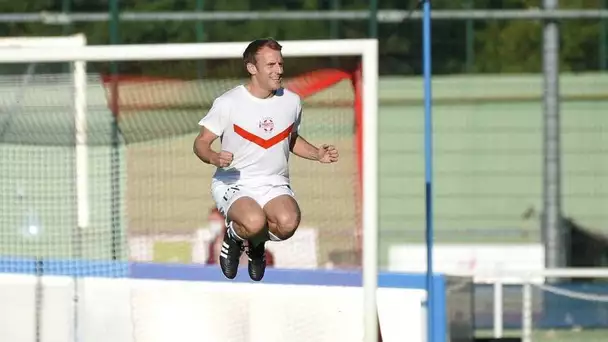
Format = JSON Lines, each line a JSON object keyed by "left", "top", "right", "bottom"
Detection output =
{"left": 213, "top": 150, "right": 233, "bottom": 168}
{"left": 317, "top": 144, "right": 339, "bottom": 164}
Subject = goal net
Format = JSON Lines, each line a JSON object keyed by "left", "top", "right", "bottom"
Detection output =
{"left": 0, "top": 34, "right": 125, "bottom": 269}
{"left": 120, "top": 64, "right": 365, "bottom": 269}
{"left": 0, "top": 36, "right": 379, "bottom": 341}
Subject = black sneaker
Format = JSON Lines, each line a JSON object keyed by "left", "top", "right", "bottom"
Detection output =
{"left": 247, "top": 241, "right": 266, "bottom": 281}
{"left": 219, "top": 231, "right": 244, "bottom": 279}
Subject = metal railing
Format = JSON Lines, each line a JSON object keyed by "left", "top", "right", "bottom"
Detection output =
{"left": 451, "top": 268, "right": 608, "bottom": 342}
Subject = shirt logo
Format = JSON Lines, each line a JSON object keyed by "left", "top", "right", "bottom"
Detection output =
{"left": 259, "top": 117, "right": 274, "bottom": 133}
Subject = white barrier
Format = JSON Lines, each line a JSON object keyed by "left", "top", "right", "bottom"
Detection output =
{"left": 0, "top": 274, "right": 426, "bottom": 342}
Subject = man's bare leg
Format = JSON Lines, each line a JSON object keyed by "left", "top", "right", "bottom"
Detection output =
{"left": 263, "top": 195, "right": 302, "bottom": 242}
{"left": 220, "top": 197, "right": 266, "bottom": 279}
{"left": 243, "top": 195, "right": 301, "bottom": 282}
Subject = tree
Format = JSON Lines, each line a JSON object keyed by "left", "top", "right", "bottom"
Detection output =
{"left": 0, "top": 0, "right": 603, "bottom": 75}
{"left": 473, "top": 0, "right": 603, "bottom": 72}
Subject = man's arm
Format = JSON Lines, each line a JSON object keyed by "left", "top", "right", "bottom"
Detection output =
{"left": 193, "top": 127, "right": 233, "bottom": 167}
{"left": 289, "top": 133, "right": 320, "bottom": 161}
{"left": 290, "top": 132, "right": 339, "bottom": 163}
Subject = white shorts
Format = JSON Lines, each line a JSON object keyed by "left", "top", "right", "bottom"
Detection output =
{"left": 211, "top": 182, "right": 295, "bottom": 218}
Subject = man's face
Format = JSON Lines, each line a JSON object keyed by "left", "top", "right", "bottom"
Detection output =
{"left": 249, "top": 46, "right": 284, "bottom": 91}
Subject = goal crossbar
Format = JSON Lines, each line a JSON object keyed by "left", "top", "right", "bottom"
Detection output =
{"left": 0, "top": 33, "right": 86, "bottom": 48}
{"left": 0, "top": 39, "right": 376, "bottom": 62}
{"left": 0, "top": 37, "right": 380, "bottom": 342}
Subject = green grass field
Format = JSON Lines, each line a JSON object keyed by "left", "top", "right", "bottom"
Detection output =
{"left": 2, "top": 99, "right": 607, "bottom": 265}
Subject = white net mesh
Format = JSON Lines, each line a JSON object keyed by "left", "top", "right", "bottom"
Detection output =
{"left": 0, "top": 71, "right": 127, "bottom": 265}
{"left": 0, "top": 62, "right": 362, "bottom": 264}
{"left": 104, "top": 59, "right": 362, "bottom": 269}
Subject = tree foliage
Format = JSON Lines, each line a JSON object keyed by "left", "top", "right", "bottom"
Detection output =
{"left": 0, "top": 0, "right": 604, "bottom": 75}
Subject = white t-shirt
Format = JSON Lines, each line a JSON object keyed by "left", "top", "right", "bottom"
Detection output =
{"left": 198, "top": 85, "right": 302, "bottom": 187}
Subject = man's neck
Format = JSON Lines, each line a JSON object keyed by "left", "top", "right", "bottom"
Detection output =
{"left": 245, "top": 82, "right": 275, "bottom": 99}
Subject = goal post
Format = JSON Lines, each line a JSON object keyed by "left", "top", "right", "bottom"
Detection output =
{"left": 0, "top": 33, "right": 89, "bottom": 233}
{"left": 0, "top": 38, "right": 380, "bottom": 341}
{"left": 0, "top": 33, "right": 89, "bottom": 342}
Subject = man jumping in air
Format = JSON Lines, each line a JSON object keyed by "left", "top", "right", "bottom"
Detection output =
{"left": 193, "top": 38, "right": 339, "bottom": 281}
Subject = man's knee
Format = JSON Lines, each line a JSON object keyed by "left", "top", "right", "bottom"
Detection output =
{"left": 227, "top": 197, "right": 267, "bottom": 238}
{"left": 239, "top": 213, "right": 267, "bottom": 235}
{"left": 271, "top": 210, "right": 301, "bottom": 240}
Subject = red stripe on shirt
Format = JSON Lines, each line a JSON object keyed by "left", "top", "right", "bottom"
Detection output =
{"left": 233, "top": 124, "right": 294, "bottom": 149}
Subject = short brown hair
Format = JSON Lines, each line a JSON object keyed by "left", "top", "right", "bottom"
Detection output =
{"left": 243, "top": 38, "right": 282, "bottom": 69}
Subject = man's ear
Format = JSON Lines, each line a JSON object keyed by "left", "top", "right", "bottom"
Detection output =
{"left": 246, "top": 62, "right": 257, "bottom": 75}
